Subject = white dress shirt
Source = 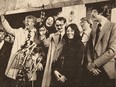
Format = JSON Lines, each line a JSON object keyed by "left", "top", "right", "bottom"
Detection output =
{"left": 0, "top": 40, "right": 4, "bottom": 49}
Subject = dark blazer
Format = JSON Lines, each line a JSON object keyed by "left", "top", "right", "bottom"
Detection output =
{"left": 87, "top": 20, "right": 116, "bottom": 79}
{"left": 0, "top": 41, "right": 12, "bottom": 87}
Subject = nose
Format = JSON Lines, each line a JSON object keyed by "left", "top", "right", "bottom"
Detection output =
{"left": 58, "top": 25, "right": 61, "bottom": 28}
{"left": 67, "top": 31, "right": 72, "bottom": 34}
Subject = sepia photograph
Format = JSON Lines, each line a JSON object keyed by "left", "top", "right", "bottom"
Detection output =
{"left": 0, "top": 0, "right": 116, "bottom": 87}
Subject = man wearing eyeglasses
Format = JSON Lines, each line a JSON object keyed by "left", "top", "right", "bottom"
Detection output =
{"left": 42, "top": 17, "right": 66, "bottom": 87}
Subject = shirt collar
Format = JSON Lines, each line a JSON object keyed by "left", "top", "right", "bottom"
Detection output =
{"left": 99, "top": 17, "right": 107, "bottom": 31}
{"left": 56, "top": 30, "right": 65, "bottom": 37}
{"left": 25, "top": 27, "right": 36, "bottom": 32}
{"left": 60, "top": 30, "right": 65, "bottom": 37}
{"left": 0, "top": 40, "right": 4, "bottom": 49}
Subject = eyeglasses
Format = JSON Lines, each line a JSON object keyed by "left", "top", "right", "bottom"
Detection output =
{"left": 55, "top": 24, "right": 64, "bottom": 27}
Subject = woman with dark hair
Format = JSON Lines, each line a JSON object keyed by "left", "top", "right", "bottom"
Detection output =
{"left": 52, "top": 23, "right": 85, "bottom": 87}
{"left": 35, "top": 24, "right": 49, "bottom": 54}
{"left": 44, "top": 16, "right": 57, "bottom": 35}
{"left": 34, "top": 24, "right": 49, "bottom": 87}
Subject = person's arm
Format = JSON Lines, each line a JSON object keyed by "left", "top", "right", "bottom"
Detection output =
{"left": 1, "top": 15, "right": 15, "bottom": 35}
{"left": 43, "top": 33, "right": 54, "bottom": 47}
{"left": 94, "top": 24, "right": 116, "bottom": 67}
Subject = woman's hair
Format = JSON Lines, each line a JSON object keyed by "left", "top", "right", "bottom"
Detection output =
{"left": 33, "top": 46, "right": 45, "bottom": 58}
{"left": 37, "top": 24, "right": 48, "bottom": 35}
{"left": 44, "top": 16, "right": 55, "bottom": 28}
{"left": 43, "top": 16, "right": 57, "bottom": 34}
{"left": 38, "top": 24, "right": 46, "bottom": 31}
{"left": 64, "top": 23, "right": 82, "bottom": 41}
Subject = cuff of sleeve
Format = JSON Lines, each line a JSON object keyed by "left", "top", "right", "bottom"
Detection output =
{"left": 94, "top": 60, "right": 101, "bottom": 68}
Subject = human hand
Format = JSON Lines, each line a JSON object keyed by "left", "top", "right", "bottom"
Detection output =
{"left": 58, "top": 75, "right": 67, "bottom": 83}
{"left": 40, "top": 35, "right": 46, "bottom": 41}
{"left": 0, "top": 9, "right": 7, "bottom": 16}
{"left": 87, "top": 63, "right": 96, "bottom": 72}
{"left": 54, "top": 70, "right": 62, "bottom": 80}
{"left": 87, "top": 63, "right": 101, "bottom": 76}
{"left": 37, "top": 63, "right": 43, "bottom": 71}
{"left": 92, "top": 68, "right": 101, "bottom": 76}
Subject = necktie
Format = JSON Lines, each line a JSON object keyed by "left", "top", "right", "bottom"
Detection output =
{"left": 58, "top": 34, "right": 61, "bottom": 44}
{"left": 27, "top": 30, "right": 31, "bottom": 40}
{"left": 82, "top": 31, "right": 85, "bottom": 38}
{"left": 95, "top": 23, "right": 101, "bottom": 46}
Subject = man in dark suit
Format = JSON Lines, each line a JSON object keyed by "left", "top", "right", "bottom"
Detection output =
{"left": 0, "top": 29, "right": 13, "bottom": 87}
{"left": 86, "top": 6, "right": 116, "bottom": 87}
{"left": 41, "top": 17, "right": 66, "bottom": 87}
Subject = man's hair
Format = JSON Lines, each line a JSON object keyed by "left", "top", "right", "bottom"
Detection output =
{"left": 91, "top": 5, "right": 110, "bottom": 17}
{"left": 23, "top": 15, "right": 37, "bottom": 25}
{"left": 0, "top": 29, "right": 6, "bottom": 34}
{"left": 55, "top": 17, "right": 66, "bottom": 24}
{"left": 80, "top": 17, "right": 92, "bottom": 28}
{"left": 91, "top": 6, "right": 103, "bottom": 14}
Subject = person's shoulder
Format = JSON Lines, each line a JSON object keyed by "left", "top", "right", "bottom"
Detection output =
{"left": 76, "top": 40, "right": 85, "bottom": 48}
{"left": 14, "top": 27, "right": 23, "bottom": 32}
{"left": 108, "top": 21, "right": 116, "bottom": 29}
{"left": 4, "top": 41, "right": 12, "bottom": 47}
{"left": 49, "top": 32, "right": 58, "bottom": 37}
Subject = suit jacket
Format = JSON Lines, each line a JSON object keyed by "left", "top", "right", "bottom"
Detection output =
{"left": 0, "top": 41, "right": 12, "bottom": 73}
{"left": 87, "top": 20, "right": 116, "bottom": 79}
{"left": 42, "top": 32, "right": 65, "bottom": 87}
{"left": 0, "top": 41, "right": 12, "bottom": 86}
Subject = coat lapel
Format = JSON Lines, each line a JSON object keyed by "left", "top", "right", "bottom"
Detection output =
{"left": 92, "top": 22, "right": 98, "bottom": 46}
{"left": 95, "top": 20, "right": 110, "bottom": 50}
{"left": 56, "top": 38, "right": 65, "bottom": 50}
{"left": 52, "top": 32, "right": 65, "bottom": 50}
{"left": 52, "top": 34, "right": 59, "bottom": 46}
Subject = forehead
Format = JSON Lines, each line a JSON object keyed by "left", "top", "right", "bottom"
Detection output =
{"left": 67, "top": 26, "right": 73, "bottom": 31}
{"left": 39, "top": 27, "right": 46, "bottom": 30}
{"left": 27, "top": 18, "right": 34, "bottom": 21}
{"left": 56, "top": 20, "right": 64, "bottom": 24}
{"left": 47, "top": 17, "right": 53, "bottom": 20}
{"left": 81, "top": 20, "right": 87, "bottom": 23}
{"left": 91, "top": 9, "right": 98, "bottom": 13}
{"left": 25, "top": 18, "right": 35, "bottom": 23}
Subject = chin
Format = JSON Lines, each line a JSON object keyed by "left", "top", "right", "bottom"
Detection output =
{"left": 68, "top": 37, "right": 74, "bottom": 39}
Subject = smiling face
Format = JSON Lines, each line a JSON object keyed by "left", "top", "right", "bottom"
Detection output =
{"left": 91, "top": 9, "right": 100, "bottom": 22}
{"left": 80, "top": 20, "right": 91, "bottom": 31}
{"left": 46, "top": 17, "right": 54, "bottom": 27}
{"left": 66, "top": 26, "right": 75, "bottom": 39}
{"left": 25, "top": 19, "right": 35, "bottom": 29}
{"left": 39, "top": 26, "right": 47, "bottom": 36}
{"left": 31, "top": 53, "right": 39, "bottom": 60}
{"left": 0, "top": 31, "right": 5, "bottom": 42}
{"left": 55, "top": 20, "right": 65, "bottom": 33}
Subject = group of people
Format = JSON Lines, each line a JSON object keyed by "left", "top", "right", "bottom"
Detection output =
{"left": 0, "top": 5, "right": 116, "bottom": 87}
